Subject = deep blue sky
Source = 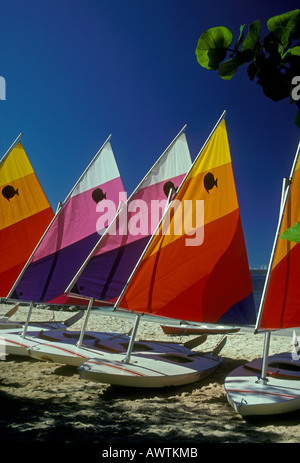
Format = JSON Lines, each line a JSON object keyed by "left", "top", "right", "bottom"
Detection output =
{"left": 0, "top": 0, "right": 299, "bottom": 268}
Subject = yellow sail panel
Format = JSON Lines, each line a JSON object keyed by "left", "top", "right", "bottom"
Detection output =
{"left": 0, "top": 139, "right": 54, "bottom": 297}
{"left": 0, "top": 142, "right": 34, "bottom": 186}
{"left": 148, "top": 160, "right": 238, "bottom": 255}
{"left": 189, "top": 119, "right": 232, "bottom": 177}
{"left": 0, "top": 172, "right": 51, "bottom": 229}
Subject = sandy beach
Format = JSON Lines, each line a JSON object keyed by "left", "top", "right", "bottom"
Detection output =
{"left": 0, "top": 302, "right": 299, "bottom": 448}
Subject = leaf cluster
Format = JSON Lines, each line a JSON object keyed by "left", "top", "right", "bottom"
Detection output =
{"left": 195, "top": 9, "right": 300, "bottom": 127}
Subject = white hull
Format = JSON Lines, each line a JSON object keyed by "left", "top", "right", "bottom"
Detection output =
{"left": 79, "top": 351, "right": 223, "bottom": 388}
{"left": 225, "top": 353, "right": 300, "bottom": 416}
{"left": 28, "top": 331, "right": 203, "bottom": 366}
{"left": 0, "top": 326, "right": 204, "bottom": 365}
{"left": 0, "top": 330, "right": 128, "bottom": 359}
{"left": 161, "top": 322, "right": 239, "bottom": 335}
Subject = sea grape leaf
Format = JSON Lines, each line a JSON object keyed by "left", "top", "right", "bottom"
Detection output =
{"left": 287, "top": 45, "right": 300, "bottom": 56}
{"left": 281, "top": 222, "right": 300, "bottom": 243}
{"left": 218, "top": 55, "right": 244, "bottom": 80}
{"left": 267, "top": 9, "right": 300, "bottom": 47}
{"left": 235, "top": 24, "right": 245, "bottom": 51}
{"left": 195, "top": 26, "right": 233, "bottom": 70}
{"left": 241, "top": 20, "right": 261, "bottom": 53}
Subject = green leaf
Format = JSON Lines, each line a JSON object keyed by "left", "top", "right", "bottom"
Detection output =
{"left": 267, "top": 9, "right": 300, "bottom": 47}
{"left": 241, "top": 20, "right": 261, "bottom": 53}
{"left": 195, "top": 26, "right": 233, "bottom": 71}
{"left": 235, "top": 24, "right": 245, "bottom": 50}
{"left": 287, "top": 45, "right": 300, "bottom": 56}
{"left": 218, "top": 55, "right": 244, "bottom": 80}
{"left": 281, "top": 222, "right": 300, "bottom": 242}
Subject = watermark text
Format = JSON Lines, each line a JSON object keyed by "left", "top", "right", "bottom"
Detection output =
{"left": 95, "top": 194, "right": 204, "bottom": 247}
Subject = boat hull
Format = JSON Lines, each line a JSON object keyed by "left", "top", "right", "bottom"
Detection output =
{"left": 0, "top": 330, "right": 127, "bottom": 359}
{"left": 78, "top": 352, "right": 223, "bottom": 388}
{"left": 26, "top": 330, "right": 204, "bottom": 366}
{"left": 225, "top": 353, "right": 300, "bottom": 416}
{"left": 161, "top": 323, "right": 240, "bottom": 335}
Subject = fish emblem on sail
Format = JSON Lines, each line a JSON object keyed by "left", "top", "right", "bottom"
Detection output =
{"left": 0, "top": 137, "right": 54, "bottom": 297}
{"left": 92, "top": 188, "right": 107, "bottom": 204}
{"left": 204, "top": 172, "right": 218, "bottom": 193}
{"left": 118, "top": 118, "right": 255, "bottom": 325}
{"left": 2, "top": 184, "right": 19, "bottom": 201}
{"left": 66, "top": 128, "right": 192, "bottom": 303}
{"left": 163, "top": 181, "right": 177, "bottom": 198}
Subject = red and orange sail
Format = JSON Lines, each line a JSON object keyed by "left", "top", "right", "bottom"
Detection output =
{"left": 257, "top": 144, "right": 300, "bottom": 330}
{"left": 0, "top": 138, "right": 54, "bottom": 297}
{"left": 117, "top": 117, "right": 255, "bottom": 324}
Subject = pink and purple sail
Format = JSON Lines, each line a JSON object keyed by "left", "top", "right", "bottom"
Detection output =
{"left": 66, "top": 128, "right": 192, "bottom": 303}
{"left": 9, "top": 136, "right": 124, "bottom": 305}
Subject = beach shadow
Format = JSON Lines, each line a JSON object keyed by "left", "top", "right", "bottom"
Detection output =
{"left": 0, "top": 353, "right": 297, "bottom": 444}
{"left": 4, "top": 354, "right": 40, "bottom": 364}
{"left": 53, "top": 364, "right": 79, "bottom": 377}
{"left": 244, "top": 408, "right": 300, "bottom": 427}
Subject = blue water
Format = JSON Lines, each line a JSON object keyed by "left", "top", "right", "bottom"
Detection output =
{"left": 250, "top": 271, "right": 267, "bottom": 315}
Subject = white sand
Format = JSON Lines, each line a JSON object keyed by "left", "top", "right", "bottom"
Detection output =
{"left": 0, "top": 302, "right": 299, "bottom": 445}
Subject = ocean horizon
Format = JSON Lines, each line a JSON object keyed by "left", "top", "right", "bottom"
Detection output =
{"left": 250, "top": 269, "right": 267, "bottom": 315}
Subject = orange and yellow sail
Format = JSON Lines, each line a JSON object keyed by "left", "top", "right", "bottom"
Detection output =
{"left": 258, "top": 145, "right": 300, "bottom": 330}
{"left": 118, "top": 118, "right": 255, "bottom": 324}
{"left": 0, "top": 138, "right": 54, "bottom": 297}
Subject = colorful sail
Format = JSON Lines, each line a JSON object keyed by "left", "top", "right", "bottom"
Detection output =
{"left": 9, "top": 136, "right": 124, "bottom": 305}
{"left": 0, "top": 136, "right": 54, "bottom": 297}
{"left": 256, "top": 143, "right": 300, "bottom": 330}
{"left": 66, "top": 127, "right": 192, "bottom": 303}
{"left": 117, "top": 116, "right": 255, "bottom": 325}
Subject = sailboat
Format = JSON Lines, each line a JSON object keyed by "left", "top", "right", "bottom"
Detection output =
{"left": 0, "top": 136, "right": 125, "bottom": 355}
{"left": 8, "top": 134, "right": 125, "bottom": 306}
{"left": 10, "top": 127, "right": 195, "bottom": 361}
{"left": 0, "top": 134, "right": 73, "bottom": 332}
{"left": 0, "top": 134, "right": 54, "bottom": 298}
{"left": 77, "top": 111, "right": 256, "bottom": 388}
{"left": 225, "top": 141, "right": 300, "bottom": 416}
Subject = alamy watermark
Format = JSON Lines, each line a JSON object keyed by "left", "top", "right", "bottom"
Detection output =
{"left": 0, "top": 77, "right": 6, "bottom": 100}
{"left": 291, "top": 76, "right": 300, "bottom": 102}
{"left": 95, "top": 193, "right": 204, "bottom": 247}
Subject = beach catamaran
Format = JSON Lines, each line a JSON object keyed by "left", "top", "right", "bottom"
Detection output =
{"left": 225, "top": 140, "right": 300, "bottom": 416}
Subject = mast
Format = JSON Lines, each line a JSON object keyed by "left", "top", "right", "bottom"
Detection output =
{"left": 65, "top": 200, "right": 124, "bottom": 296}
{"left": 256, "top": 142, "right": 300, "bottom": 383}
{"left": 0, "top": 133, "right": 23, "bottom": 164}
{"left": 121, "top": 182, "right": 175, "bottom": 365}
